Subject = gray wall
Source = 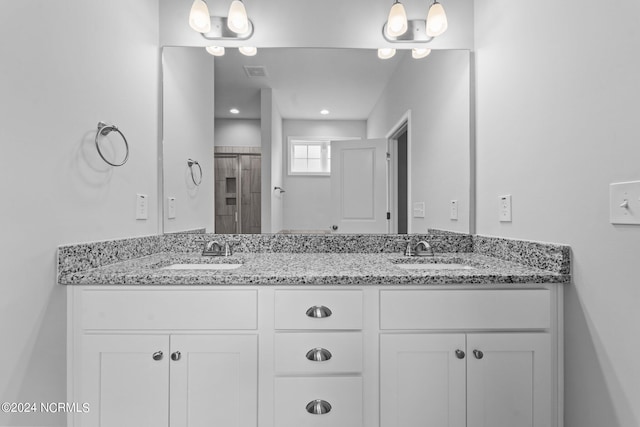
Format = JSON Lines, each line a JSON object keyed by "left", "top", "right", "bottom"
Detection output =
{"left": 214, "top": 119, "right": 261, "bottom": 148}
{"left": 474, "top": 1, "right": 640, "bottom": 426}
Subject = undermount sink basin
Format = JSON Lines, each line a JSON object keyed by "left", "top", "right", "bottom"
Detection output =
{"left": 395, "top": 263, "right": 475, "bottom": 271}
{"left": 162, "top": 263, "right": 243, "bottom": 271}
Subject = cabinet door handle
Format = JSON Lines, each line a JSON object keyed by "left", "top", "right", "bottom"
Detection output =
{"left": 455, "top": 349, "right": 465, "bottom": 359}
{"left": 473, "top": 349, "right": 484, "bottom": 360}
{"left": 306, "top": 347, "right": 332, "bottom": 362}
{"left": 152, "top": 351, "right": 163, "bottom": 361}
{"left": 306, "top": 399, "right": 332, "bottom": 415}
{"left": 171, "top": 351, "right": 181, "bottom": 361}
{"left": 306, "top": 305, "right": 332, "bottom": 318}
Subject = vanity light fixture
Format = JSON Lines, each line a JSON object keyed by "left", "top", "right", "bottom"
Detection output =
{"left": 230, "top": 108, "right": 240, "bottom": 114}
{"left": 239, "top": 46, "right": 257, "bottom": 56}
{"left": 426, "top": 0, "right": 448, "bottom": 37}
{"left": 227, "top": 0, "right": 249, "bottom": 34}
{"left": 412, "top": 47, "right": 432, "bottom": 59}
{"left": 205, "top": 46, "right": 225, "bottom": 56}
{"left": 385, "top": 0, "right": 408, "bottom": 38}
{"left": 378, "top": 48, "right": 397, "bottom": 59}
{"left": 189, "top": 0, "right": 211, "bottom": 33}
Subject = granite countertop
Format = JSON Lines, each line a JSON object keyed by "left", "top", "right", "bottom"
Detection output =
{"left": 58, "top": 252, "right": 570, "bottom": 286}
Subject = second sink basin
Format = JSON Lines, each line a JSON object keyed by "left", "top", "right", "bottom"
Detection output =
{"left": 162, "top": 264, "right": 243, "bottom": 271}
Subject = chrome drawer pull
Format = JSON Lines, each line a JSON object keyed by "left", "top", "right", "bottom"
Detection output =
{"left": 306, "top": 347, "right": 332, "bottom": 362}
{"left": 473, "top": 349, "right": 484, "bottom": 359}
{"left": 455, "top": 349, "right": 465, "bottom": 359}
{"left": 152, "top": 351, "right": 163, "bottom": 361}
{"left": 306, "top": 305, "right": 332, "bottom": 318}
{"left": 171, "top": 351, "right": 181, "bottom": 361}
{"left": 306, "top": 399, "right": 332, "bottom": 415}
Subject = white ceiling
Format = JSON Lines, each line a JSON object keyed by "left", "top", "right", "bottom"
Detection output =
{"left": 214, "top": 48, "right": 408, "bottom": 120}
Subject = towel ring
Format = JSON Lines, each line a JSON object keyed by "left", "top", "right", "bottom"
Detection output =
{"left": 95, "top": 121, "right": 129, "bottom": 167}
{"left": 187, "top": 159, "right": 202, "bottom": 186}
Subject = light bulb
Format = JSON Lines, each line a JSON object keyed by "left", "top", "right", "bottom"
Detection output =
{"left": 230, "top": 108, "right": 240, "bottom": 114}
{"left": 412, "top": 48, "right": 432, "bottom": 59}
{"left": 227, "top": 0, "right": 249, "bottom": 34}
{"left": 205, "top": 46, "right": 225, "bottom": 56}
{"left": 386, "top": 1, "right": 408, "bottom": 37}
{"left": 320, "top": 109, "right": 330, "bottom": 115}
{"left": 239, "top": 46, "right": 257, "bottom": 56}
{"left": 377, "top": 48, "right": 396, "bottom": 59}
{"left": 189, "top": 0, "right": 211, "bottom": 33}
{"left": 426, "top": 1, "right": 448, "bottom": 37}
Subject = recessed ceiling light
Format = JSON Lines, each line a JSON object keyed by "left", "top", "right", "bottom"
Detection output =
{"left": 412, "top": 48, "right": 432, "bottom": 59}
{"left": 239, "top": 46, "right": 257, "bottom": 56}
{"left": 320, "top": 109, "right": 330, "bottom": 115}
{"left": 205, "top": 46, "right": 225, "bottom": 56}
{"left": 230, "top": 108, "right": 240, "bottom": 114}
{"left": 377, "top": 48, "right": 396, "bottom": 59}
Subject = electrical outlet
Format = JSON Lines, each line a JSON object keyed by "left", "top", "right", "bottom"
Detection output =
{"left": 167, "top": 197, "right": 176, "bottom": 219}
{"left": 610, "top": 181, "right": 640, "bottom": 225}
{"left": 450, "top": 200, "right": 458, "bottom": 220}
{"left": 413, "top": 202, "right": 425, "bottom": 218}
{"left": 499, "top": 195, "right": 512, "bottom": 222}
{"left": 136, "top": 194, "right": 148, "bottom": 220}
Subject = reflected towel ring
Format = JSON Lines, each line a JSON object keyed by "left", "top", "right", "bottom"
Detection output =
{"left": 187, "top": 159, "right": 203, "bottom": 186}
{"left": 95, "top": 121, "right": 129, "bottom": 167}
{"left": 274, "top": 186, "right": 285, "bottom": 193}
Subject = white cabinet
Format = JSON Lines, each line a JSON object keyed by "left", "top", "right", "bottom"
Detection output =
{"left": 380, "top": 333, "right": 551, "bottom": 427}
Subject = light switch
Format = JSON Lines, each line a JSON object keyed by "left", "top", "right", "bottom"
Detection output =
{"left": 610, "top": 181, "right": 640, "bottom": 225}
{"left": 413, "top": 202, "right": 425, "bottom": 218}
{"left": 136, "top": 194, "right": 148, "bottom": 220}
{"left": 499, "top": 195, "right": 512, "bottom": 222}
{"left": 450, "top": 200, "right": 459, "bottom": 220}
{"left": 167, "top": 197, "right": 176, "bottom": 219}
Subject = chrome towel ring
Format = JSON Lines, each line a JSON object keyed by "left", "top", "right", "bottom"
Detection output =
{"left": 95, "top": 121, "right": 129, "bottom": 167}
{"left": 187, "top": 159, "right": 202, "bottom": 186}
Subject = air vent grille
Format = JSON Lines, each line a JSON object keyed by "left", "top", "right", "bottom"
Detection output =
{"left": 244, "top": 66, "right": 268, "bottom": 78}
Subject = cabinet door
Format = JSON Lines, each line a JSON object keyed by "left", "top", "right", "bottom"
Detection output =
{"left": 79, "top": 334, "right": 170, "bottom": 427}
{"left": 467, "top": 333, "right": 552, "bottom": 427}
{"left": 169, "top": 334, "right": 258, "bottom": 427}
{"left": 380, "top": 334, "right": 466, "bottom": 427}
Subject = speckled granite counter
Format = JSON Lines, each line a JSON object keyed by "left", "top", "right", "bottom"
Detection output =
{"left": 58, "top": 251, "right": 570, "bottom": 286}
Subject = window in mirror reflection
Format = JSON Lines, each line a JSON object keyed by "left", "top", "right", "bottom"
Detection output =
{"left": 289, "top": 139, "right": 331, "bottom": 176}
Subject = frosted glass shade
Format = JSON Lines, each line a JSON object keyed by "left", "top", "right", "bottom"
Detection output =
{"left": 377, "top": 48, "right": 396, "bottom": 59}
{"left": 426, "top": 1, "right": 448, "bottom": 37}
{"left": 412, "top": 48, "right": 432, "bottom": 59}
{"left": 189, "top": 0, "right": 211, "bottom": 33}
{"left": 239, "top": 46, "right": 257, "bottom": 56}
{"left": 206, "top": 46, "right": 225, "bottom": 56}
{"left": 227, "top": 0, "right": 249, "bottom": 34}
{"left": 386, "top": 2, "right": 408, "bottom": 37}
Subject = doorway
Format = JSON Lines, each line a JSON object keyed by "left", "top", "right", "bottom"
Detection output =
{"left": 387, "top": 119, "right": 409, "bottom": 234}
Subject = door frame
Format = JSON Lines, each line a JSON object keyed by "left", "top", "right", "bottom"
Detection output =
{"left": 386, "top": 110, "right": 412, "bottom": 234}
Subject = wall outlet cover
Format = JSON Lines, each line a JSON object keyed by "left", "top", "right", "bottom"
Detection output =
{"left": 167, "top": 197, "right": 177, "bottom": 219}
{"left": 450, "top": 200, "right": 459, "bottom": 220}
{"left": 499, "top": 194, "right": 512, "bottom": 222}
{"left": 413, "top": 202, "right": 425, "bottom": 218}
{"left": 136, "top": 194, "right": 148, "bottom": 220}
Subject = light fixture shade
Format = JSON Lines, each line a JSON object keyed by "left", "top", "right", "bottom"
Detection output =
{"left": 377, "top": 48, "right": 396, "bottom": 59}
{"left": 426, "top": 1, "right": 448, "bottom": 37}
{"left": 239, "top": 46, "right": 257, "bottom": 56}
{"left": 412, "top": 48, "right": 432, "bottom": 59}
{"left": 206, "top": 46, "right": 225, "bottom": 56}
{"left": 386, "top": 1, "right": 408, "bottom": 37}
{"left": 227, "top": 0, "right": 249, "bottom": 34}
{"left": 189, "top": 0, "right": 211, "bottom": 33}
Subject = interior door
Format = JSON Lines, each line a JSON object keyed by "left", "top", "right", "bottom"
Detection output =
{"left": 330, "top": 138, "right": 388, "bottom": 233}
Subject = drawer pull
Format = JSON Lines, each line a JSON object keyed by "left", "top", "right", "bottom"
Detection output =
{"left": 473, "top": 349, "right": 484, "bottom": 360}
{"left": 455, "top": 349, "right": 465, "bottom": 359}
{"left": 306, "top": 305, "right": 332, "bottom": 318}
{"left": 305, "top": 347, "right": 333, "bottom": 362}
{"left": 306, "top": 399, "right": 332, "bottom": 415}
{"left": 171, "top": 351, "right": 181, "bottom": 361}
{"left": 152, "top": 351, "right": 163, "bottom": 361}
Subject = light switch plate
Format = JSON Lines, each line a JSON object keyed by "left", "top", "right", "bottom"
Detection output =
{"left": 413, "top": 202, "right": 425, "bottom": 218}
{"left": 136, "top": 194, "right": 148, "bottom": 220}
{"left": 499, "top": 195, "right": 512, "bottom": 222}
{"left": 610, "top": 181, "right": 640, "bottom": 225}
{"left": 167, "top": 197, "right": 176, "bottom": 219}
{"left": 450, "top": 200, "right": 459, "bottom": 220}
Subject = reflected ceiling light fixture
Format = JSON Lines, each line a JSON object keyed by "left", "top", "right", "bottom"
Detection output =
{"left": 230, "top": 108, "right": 240, "bottom": 114}
{"left": 227, "top": 0, "right": 249, "bottom": 34}
{"left": 239, "top": 46, "right": 257, "bottom": 56}
{"left": 385, "top": 0, "right": 408, "bottom": 38}
{"left": 426, "top": 1, "right": 448, "bottom": 37}
{"left": 412, "top": 47, "right": 432, "bottom": 59}
{"left": 320, "top": 109, "right": 330, "bottom": 115}
{"left": 377, "top": 48, "right": 397, "bottom": 59}
{"left": 205, "top": 46, "right": 225, "bottom": 56}
{"left": 189, "top": 0, "right": 211, "bottom": 33}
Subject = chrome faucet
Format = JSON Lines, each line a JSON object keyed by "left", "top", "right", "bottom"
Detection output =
{"left": 202, "top": 240, "right": 231, "bottom": 257}
{"left": 413, "top": 241, "right": 435, "bottom": 257}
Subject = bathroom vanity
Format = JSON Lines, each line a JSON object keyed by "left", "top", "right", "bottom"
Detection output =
{"left": 59, "top": 235, "right": 569, "bottom": 427}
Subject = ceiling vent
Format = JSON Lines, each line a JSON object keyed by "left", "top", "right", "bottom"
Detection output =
{"left": 244, "top": 65, "right": 268, "bottom": 78}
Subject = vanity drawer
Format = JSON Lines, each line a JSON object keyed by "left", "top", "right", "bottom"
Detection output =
{"left": 274, "top": 290, "right": 363, "bottom": 330}
{"left": 275, "top": 377, "right": 362, "bottom": 427}
{"left": 275, "top": 332, "right": 363, "bottom": 374}
{"left": 80, "top": 289, "right": 257, "bottom": 330}
{"left": 380, "top": 289, "right": 550, "bottom": 330}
